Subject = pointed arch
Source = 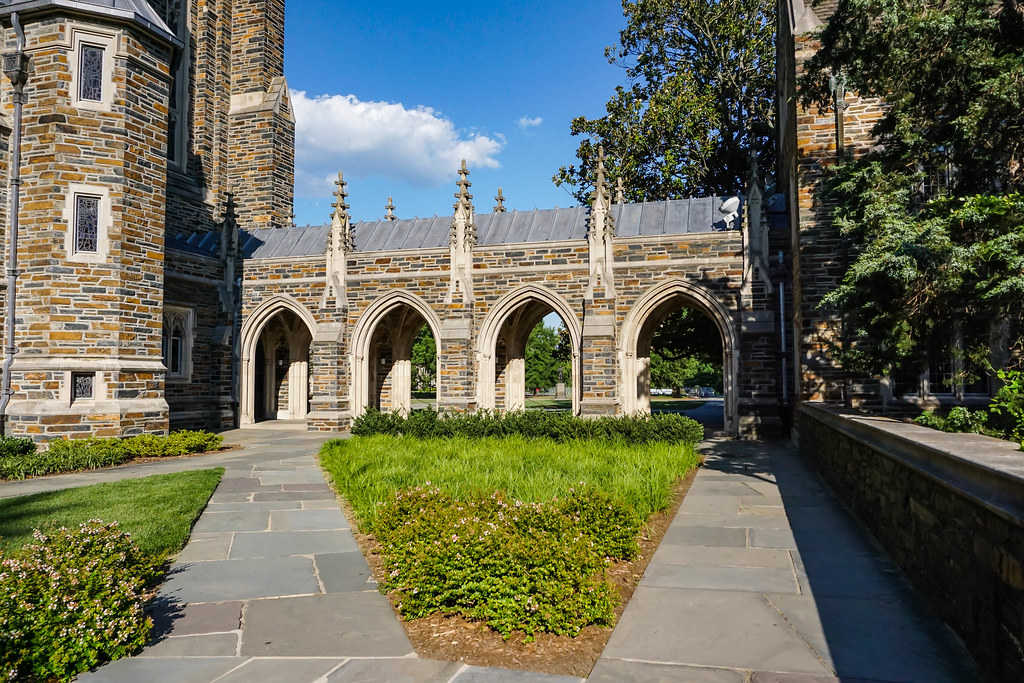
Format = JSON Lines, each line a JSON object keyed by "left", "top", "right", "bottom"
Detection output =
{"left": 477, "top": 284, "right": 582, "bottom": 414}
{"left": 620, "top": 279, "right": 739, "bottom": 436}
{"left": 239, "top": 295, "right": 317, "bottom": 425}
{"left": 350, "top": 291, "right": 442, "bottom": 417}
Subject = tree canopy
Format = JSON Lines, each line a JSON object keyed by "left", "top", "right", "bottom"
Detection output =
{"left": 554, "top": 0, "right": 776, "bottom": 203}
{"left": 525, "top": 323, "right": 571, "bottom": 391}
{"left": 801, "top": 0, "right": 1024, "bottom": 380}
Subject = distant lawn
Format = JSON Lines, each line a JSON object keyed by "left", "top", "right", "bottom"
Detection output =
{"left": 320, "top": 435, "right": 700, "bottom": 528}
{"left": 521, "top": 397, "right": 711, "bottom": 412}
{"left": 0, "top": 469, "right": 224, "bottom": 557}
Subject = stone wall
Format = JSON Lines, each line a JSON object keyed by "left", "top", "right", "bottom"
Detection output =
{"left": 798, "top": 403, "right": 1024, "bottom": 680}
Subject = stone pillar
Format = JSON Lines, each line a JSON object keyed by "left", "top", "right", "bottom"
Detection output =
{"left": 580, "top": 302, "right": 620, "bottom": 416}
{"left": 437, "top": 317, "right": 476, "bottom": 413}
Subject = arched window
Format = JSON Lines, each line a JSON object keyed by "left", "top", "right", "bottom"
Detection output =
{"left": 164, "top": 0, "right": 189, "bottom": 166}
{"left": 164, "top": 306, "right": 194, "bottom": 380}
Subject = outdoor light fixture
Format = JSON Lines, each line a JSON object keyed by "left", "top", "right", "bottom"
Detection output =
{"left": 718, "top": 196, "right": 741, "bottom": 229}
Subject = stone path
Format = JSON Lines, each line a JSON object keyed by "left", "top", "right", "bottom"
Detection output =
{"left": 2, "top": 427, "right": 980, "bottom": 681}
{"left": 590, "top": 439, "right": 979, "bottom": 682}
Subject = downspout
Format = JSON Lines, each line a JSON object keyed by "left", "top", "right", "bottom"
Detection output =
{"left": 0, "top": 13, "right": 29, "bottom": 436}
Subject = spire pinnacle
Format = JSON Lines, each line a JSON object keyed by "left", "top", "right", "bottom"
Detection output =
{"left": 331, "top": 171, "right": 350, "bottom": 225}
{"left": 614, "top": 177, "right": 625, "bottom": 204}
{"left": 591, "top": 146, "right": 611, "bottom": 208}
{"left": 494, "top": 187, "right": 506, "bottom": 213}
{"left": 385, "top": 196, "right": 396, "bottom": 221}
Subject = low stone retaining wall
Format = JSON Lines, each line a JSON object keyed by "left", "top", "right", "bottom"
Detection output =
{"left": 797, "top": 403, "right": 1024, "bottom": 681}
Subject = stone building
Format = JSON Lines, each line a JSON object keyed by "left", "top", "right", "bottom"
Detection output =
{"left": 1, "top": 0, "right": 998, "bottom": 443}
{"left": 0, "top": 0, "right": 292, "bottom": 439}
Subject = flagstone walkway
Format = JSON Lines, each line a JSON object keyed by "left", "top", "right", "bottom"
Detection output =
{"left": 2, "top": 426, "right": 980, "bottom": 682}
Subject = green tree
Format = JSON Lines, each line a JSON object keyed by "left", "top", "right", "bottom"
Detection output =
{"left": 649, "top": 308, "right": 724, "bottom": 394}
{"left": 554, "top": 0, "right": 776, "bottom": 202}
{"left": 525, "top": 324, "right": 563, "bottom": 392}
{"left": 801, "top": 0, "right": 1024, "bottom": 380}
{"left": 411, "top": 325, "right": 436, "bottom": 391}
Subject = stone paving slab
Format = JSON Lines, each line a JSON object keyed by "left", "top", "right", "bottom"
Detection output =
{"left": 766, "top": 593, "right": 978, "bottom": 681}
{"left": 640, "top": 562, "right": 800, "bottom": 593}
{"left": 651, "top": 544, "right": 794, "bottom": 568}
{"left": 662, "top": 524, "right": 748, "bottom": 547}
{"left": 175, "top": 533, "right": 233, "bottom": 562}
{"left": 588, "top": 659, "right": 743, "bottom": 683}
{"left": 190, "top": 510, "right": 271, "bottom": 534}
{"left": 204, "top": 500, "right": 302, "bottom": 511}
{"left": 315, "top": 551, "right": 376, "bottom": 593}
{"left": 161, "top": 556, "right": 320, "bottom": 603}
{"left": 270, "top": 508, "right": 349, "bottom": 530}
{"left": 76, "top": 657, "right": 243, "bottom": 682}
{"left": 240, "top": 592, "right": 414, "bottom": 657}
{"left": 454, "top": 666, "right": 584, "bottom": 682}
{"left": 137, "top": 632, "right": 239, "bottom": 657}
{"left": 326, "top": 658, "right": 461, "bottom": 682}
{"left": 252, "top": 490, "right": 336, "bottom": 501}
{"left": 228, "top": 530, "right": 357, "bottom": 559}
{"left": 672, "top": 512, "right": 794, "bottom": 529}
{"left": 215, "top": 658, "right": 343, "bottom": 683}
{"left": 601, "top": 586, "right": 832, "bottom": 675}
{"left": 152, "top": 600, "right": 242, "bottom": 637}
{"left": 677, "top": 495, "right": 740, "bottom": 514}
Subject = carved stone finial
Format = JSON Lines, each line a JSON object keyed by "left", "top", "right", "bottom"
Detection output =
{"left": 614, "top": 177, "right": 625, "bottom": 204}
{"left": 591, "top": 146, "right": 611, "bottom": 207}
{"left": 494, "top": 187, "right": 506, "bottom": 213}
{"left": 331, "top": 171, "right": 350, "bottom": 224}
{"left": 385, "top": 196, "right": 396, "bottom": 221}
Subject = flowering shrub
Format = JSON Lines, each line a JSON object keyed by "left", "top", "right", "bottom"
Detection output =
{"left": 0, "top": 430, "right": 224, "bottom": 480}
{"left": 0, "top": 520, "right": 157, "bottom": 682}
{"left": 372, "top": 485, "right": 641, "bottom": 639}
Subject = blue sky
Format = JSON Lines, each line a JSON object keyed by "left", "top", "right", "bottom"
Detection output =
{"left": 284, "top": 1, "right": 627, "bottom": 226}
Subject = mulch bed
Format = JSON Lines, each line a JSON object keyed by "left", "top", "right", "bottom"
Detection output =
{"left": 338, "top": 466, "right": 699, "bottom": 678}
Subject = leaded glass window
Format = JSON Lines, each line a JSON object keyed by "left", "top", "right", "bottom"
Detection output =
{"left": 79, "top": 44, "right": 104, "bottom": 102}
{"left": 72, "top": 373, "right": 94, "bottom": 401}
{"left": 74, "top": 195, "right": 100, "bottom": 253}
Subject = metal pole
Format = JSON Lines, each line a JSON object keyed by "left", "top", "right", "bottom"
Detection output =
{"left": 0, "top": 13, "right": 29, "bottom": 436}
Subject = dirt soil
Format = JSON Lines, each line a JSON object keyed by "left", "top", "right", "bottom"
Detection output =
{"left": 340, "top": 467, "right": 699, "bottom": 678}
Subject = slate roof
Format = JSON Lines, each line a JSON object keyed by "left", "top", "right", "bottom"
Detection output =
{"left": 168, "top": 196, "right": 744, "bottom": 260}
{"left": 230, "top": 197, "right": 743, "bottom": 260}
{"left": 0, "top": 0, "right": 176, "bottom": 43}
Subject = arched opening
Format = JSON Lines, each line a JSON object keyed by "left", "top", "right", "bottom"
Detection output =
{"left": 251, "top": 309, "right": 312, "bottom": 422}
{"left": 239, "top": 297, "right": 317, "bottom": 426}
{"left": 351, "top": 293, "right": 441, "bottom": 417}
{"left": 622, "top": 280, "right": 738, "bottom": 436}
{"left": 478, "top": 286, "right": 581, "bottom": 414}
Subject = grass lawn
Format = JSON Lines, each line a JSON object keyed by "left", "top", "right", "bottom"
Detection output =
{"left": 0, "top": 468, "right": 224, "bottom": 558}
{"left": 320, "top": 435, "right": 700, "bottom": 527}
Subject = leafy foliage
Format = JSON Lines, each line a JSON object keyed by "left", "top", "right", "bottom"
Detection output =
{"left": 525, "top": 323, "right": 571, "bottom": 391}
{"left": 555, "top": 0, "right": 776, "bottom": 202}
{"left": 800, "top": 0, "right": 1024, "bottom": 379}
{"left": 0, "top": 430, "right": 223, "bottom": 480}
{"left": 990, "top": 368, "right": 1024, "bottom": 447}
{"left": 0, "top": 521, "right": 158, "bottom": 682}
{"left": 372, "top": 485, "right": 636, "bottom": 639}
{"left": 411, "top": 325, "right": 437, "bottom": 391}
{"left": 913, "top": 407, "right": 988, "bottom": 435}
{"left": 351, "top": 407, "right": 703, "bottom": 445}
{"left": 0, "top": 436, "right": 35, "bottom": 458}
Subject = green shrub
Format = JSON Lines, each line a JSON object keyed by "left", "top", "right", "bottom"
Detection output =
{"left": 913, "top": 411, "right": 946, "bottom": 431}
{"left": 0, "top": 436, "right": 35, "bottom": 458}
{"left": 0, "top": 520, "right": 157, "bottom": 682}
{"left": 943, "top": 406, "right": 987, "bottom": 434}
{"left": 0, "top": 430, "right": 223, "bottom": 480}
{"left": 990, "top": 369, "right": 1024, "bottom": 449}
{"left": 351, "top": 408, "right": 703, "bottom": 445}
{"left": 372, "top": 485, "right": 636, "bottom": 639}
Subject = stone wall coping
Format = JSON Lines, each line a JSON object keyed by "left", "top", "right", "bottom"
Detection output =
{"left": 800, "top": 402, "right": 1024, "bottom": 527}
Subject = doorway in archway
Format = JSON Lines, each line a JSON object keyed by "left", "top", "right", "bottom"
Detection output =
{"left": 252, "top": 309, "right": 312, "bottom": 422}
{"left": 492, "top": 303, "right": 575, "bottom": 413}
{"left": 365, "top": 305, "right": 435, "bottom": 414}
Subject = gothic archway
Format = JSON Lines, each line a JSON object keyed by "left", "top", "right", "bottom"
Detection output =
{"left": 350, "top": 292, "right": 441, "bottom": 416}
{"left": 239, "top": 296, "right": 316, "bottom": 425}
{"left": 620, "top": 279, "right": 739, "bottom": 436}
{"left": 477, "top": 285, "right": 581, "bottom": 414}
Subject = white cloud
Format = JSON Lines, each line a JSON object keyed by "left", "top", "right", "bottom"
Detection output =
{"left": 291, "top": 90, "right": 503, "bottom": 198}
{"left": 517, "top": 115, "right": 543, "bottom": 129}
